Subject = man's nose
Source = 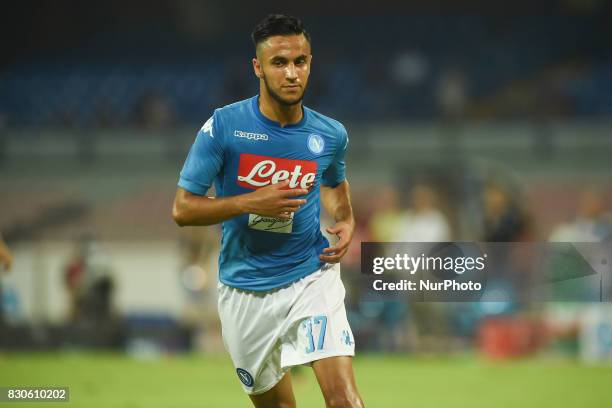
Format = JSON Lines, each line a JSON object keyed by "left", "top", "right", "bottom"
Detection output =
{"left": 285, "top": 63, "right": 298, "bottom": 80}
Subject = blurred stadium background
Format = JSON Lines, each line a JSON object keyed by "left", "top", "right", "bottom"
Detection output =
{"left": 1, "top": 1, "right": 612, "bottom": 406}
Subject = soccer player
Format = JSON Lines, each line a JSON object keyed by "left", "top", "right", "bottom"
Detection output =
{"left": 172, "top": 14, "right": 364, "bottom": 408}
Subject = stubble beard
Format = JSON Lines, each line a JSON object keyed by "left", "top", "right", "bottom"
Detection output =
{"left": 262, "top": 73, "right": 306, "bottom": 106}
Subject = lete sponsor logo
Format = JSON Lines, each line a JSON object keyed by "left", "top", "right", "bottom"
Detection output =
{"left": 237, "top": 153, "right": 317, "bottom": 190}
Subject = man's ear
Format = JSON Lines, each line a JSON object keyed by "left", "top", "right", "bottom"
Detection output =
{"left": 252, "top": 57, "right": 263, "bottom": 78}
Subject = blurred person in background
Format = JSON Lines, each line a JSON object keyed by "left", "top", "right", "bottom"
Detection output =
{"left": 0, "top": 234, "right": 13, "bottom": 327}
{"left": 483, "top": 182, "right": 532, "bottom": 242}
{"left": 136, "top": 90, "right": 175, "bottom": 130}
{"left": 546, "top": 188, "right": 611, "bottom": 354}
{"left": 369, "top": 185, "right": 405, "bottom": 242}
{"left": 549, "top": 189, "right": 611, "bottom": 242}
{"left": 436, "top": 67, "right": 468, "bottom": 121}
{"left": 64, "top": 239, "right": 88, "bottom": 322}
{"left": 548, "top": 188, "right": 610, "bottom": 301}
{"left": 436, "top": 67, "right": 469, "bottom": 158}
{"left": 397, "top": 183, "right": 451, "bottom": 242}
{"left": 475, "top": 182, "right": 540, "bottom": 357}
{"left": 0, "top": 234, "right": 12, "bottom": 272}
{"left": 394, "top": 184, "right": 452, "bottom": 352}
{"left": 172, "top": 14, "right": 364, "bottom": 408}
{"left": 63, "top": 237, "right": 116, "bottom": 325}
{"left": 480, "top": 180, "right": 534, "bottom": 300}
{"left": 178, "top": 227, "right": 223, "bottom": 352}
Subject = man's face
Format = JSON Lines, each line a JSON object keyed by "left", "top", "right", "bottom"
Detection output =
{"left": 253, "top": 34, "right": 312, "bottom": 106}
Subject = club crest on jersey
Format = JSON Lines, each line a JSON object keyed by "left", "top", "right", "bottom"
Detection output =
{"left": 237, "top": 153, "right": 317, "bottom": 190}
{"left": 307, "top": 134, "right": 325, "bottom": 155}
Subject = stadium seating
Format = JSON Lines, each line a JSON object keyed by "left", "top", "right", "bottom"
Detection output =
{"left": 0, "top": 15, "right": 609, "bottom": 126}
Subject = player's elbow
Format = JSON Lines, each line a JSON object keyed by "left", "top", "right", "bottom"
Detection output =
{"left": 172, "top": 200, "right": 189, "bottom": 227}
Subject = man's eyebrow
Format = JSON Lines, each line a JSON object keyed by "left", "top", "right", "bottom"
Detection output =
{"left": 269, "top": 54, "right": 308, "bottom": 62}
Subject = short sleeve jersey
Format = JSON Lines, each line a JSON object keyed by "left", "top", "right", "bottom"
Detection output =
{"left": 178, "top": 96, "right": 349, "bottom": 291}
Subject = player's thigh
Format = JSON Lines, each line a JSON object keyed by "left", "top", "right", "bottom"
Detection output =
{"left": 312, "top": 356, "right": 364, "bottom": 408}
{"left": 248, "top": 372, "right": 296, "bottom": 408}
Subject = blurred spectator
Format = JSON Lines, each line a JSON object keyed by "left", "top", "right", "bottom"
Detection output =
{"left": 0, "top": 234, "right": 13, "bottom": 327}
{"left": 0, "top": 234, "right": 12, "bottom": 272}
{"left": 483, "top": 182, "right": 532, "bottom": 241}
{"left": 64, "top": 241, "right": 88, "bottom": 321}
{"left": 397, "top": 184, "right": 451, "bottom": 242}
{"left": 63, "top": 237, "right": 116, "bottom": 324}
{"left": 391, "top": 50, "right": 429, "bottom": 87}
{"left": 369, "top": 186, "right": 405, "bottom": 241}
{"left": 368, "top": 184, "right": 453, "bottom": 352}
{"left": 178, "top": 227, "right": 223, "bottom": 352}
{"left": 549, "top": 189, "right": 611, "bottom": 242}
{"left": 436, "top": 68, "right": 468, "bottom": 120}
{"left": 545, "top": 189, "right": 611, "bottom": 354}
{"left": 136, "top": 90, "right": 175, "bottom": 129}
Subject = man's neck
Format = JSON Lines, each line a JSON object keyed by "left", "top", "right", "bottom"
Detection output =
{"left": 258, "top": 89, "right": 303, "bottom": 127}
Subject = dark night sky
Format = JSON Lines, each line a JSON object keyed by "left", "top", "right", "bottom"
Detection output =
{"left": 1, "top": 0, "right": 610, "bottom": 68}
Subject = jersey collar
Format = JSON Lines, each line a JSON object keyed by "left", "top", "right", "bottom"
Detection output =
{"left": 251, "top": 95, "right": 308, "bottom": 129}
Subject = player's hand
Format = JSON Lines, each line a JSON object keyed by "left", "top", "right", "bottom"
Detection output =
{"left": 320, "top": 220, "right": 354, "bottom": 263}
{"left": 240, "top": 180, "right": 308, "bottom": 220}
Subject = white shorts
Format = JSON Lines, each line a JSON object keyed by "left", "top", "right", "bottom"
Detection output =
{"left": 217, "top": 263, "right": 355, "bottom": 395}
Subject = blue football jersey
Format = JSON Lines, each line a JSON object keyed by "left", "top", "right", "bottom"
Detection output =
{"left": 178, "top": 95, "right": 348, "bottom": 291}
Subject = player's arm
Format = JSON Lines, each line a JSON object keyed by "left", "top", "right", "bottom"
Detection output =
{"left": 320, "top": 180, "right": 355, "bottom": 263}
{"left": 319, "top": 123, "right": 353, "bottom": 263}
{"left": 173, "top": 181, "right": 308, "bottom": 227}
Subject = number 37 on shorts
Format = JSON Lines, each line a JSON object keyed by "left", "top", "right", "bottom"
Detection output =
{"left": 301, "top": 315, "right": 327, "bottom": 353}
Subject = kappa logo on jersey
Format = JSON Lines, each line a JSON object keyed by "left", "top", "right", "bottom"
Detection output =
{"left": 201, "top": 117, "right": 214, "bottom": 138}
{"left": 341, "top": 330, "right": 354, "bottom": 346}
{"left": 237, "top": 153, "right": 317, "bottom": 190}
{"left": 234, "top": 130, "right": 268, "bottom": 141}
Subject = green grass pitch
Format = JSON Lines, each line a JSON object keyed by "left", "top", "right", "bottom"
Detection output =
{"left": 1, "top": 352, "right": 611, "bottom": 407}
